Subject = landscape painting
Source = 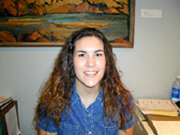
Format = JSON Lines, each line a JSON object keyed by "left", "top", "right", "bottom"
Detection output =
{"left": 0, "top": 0, "right": 135, "bottom": 48}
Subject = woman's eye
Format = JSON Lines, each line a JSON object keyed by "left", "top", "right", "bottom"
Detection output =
{"left": 78, "top": 54, "right": 85, "bottom": 57}
{"left": 95, "top": 53, "right": 103, "bottom": 57}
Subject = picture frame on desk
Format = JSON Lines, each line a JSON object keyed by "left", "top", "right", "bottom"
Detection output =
{"left": 134, "top": 108, "right": 155, "bottom": 135}
{"left": 0, "top": 0, "right": 135, "bottom": 48}
{"left": 134, "top": 112, "right": 149, "bottom": 135}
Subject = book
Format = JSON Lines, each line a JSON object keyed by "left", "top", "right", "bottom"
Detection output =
{"left": 137, "top": 99, "right": 178, "bottom": 117}
{"left": 0, "top": 96, "right": 12, "bottom": 105}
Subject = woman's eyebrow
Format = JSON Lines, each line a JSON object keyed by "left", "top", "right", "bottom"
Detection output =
{"left": 95, "top": 50, "right": 104, "bottom": 53}
{"left": 76, "top": 49, "right": 104, "bottom": 53}
{"left": 76, "top": 50, "right": 87, "bottom": 53}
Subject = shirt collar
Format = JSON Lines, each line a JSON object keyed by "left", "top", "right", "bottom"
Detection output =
{"left": 97, "top": 88, "right": 104, "bottom": 104}
{"left": 70, "top": 81, "right": 104, "bottom": 105}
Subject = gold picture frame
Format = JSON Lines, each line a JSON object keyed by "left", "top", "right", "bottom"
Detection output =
{"left": 0, "top": 0, "right": 135, "bottom": 48}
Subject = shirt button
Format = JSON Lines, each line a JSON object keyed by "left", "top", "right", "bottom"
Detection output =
{"left": 88, "top": 131, "right": 92, "bottom": 134}
{"left": 88, "top": 114, "right": 91, "bottom": 117}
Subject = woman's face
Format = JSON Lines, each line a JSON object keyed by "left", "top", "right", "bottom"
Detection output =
{"left": 73, "top": 36, "right": 106, "bottom": 88}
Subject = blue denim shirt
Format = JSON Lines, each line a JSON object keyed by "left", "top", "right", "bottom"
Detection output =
{"left": 37, "top": 84, "right": 135, "bottom": 135}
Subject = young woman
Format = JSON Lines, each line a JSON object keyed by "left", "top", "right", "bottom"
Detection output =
{"left": 34, "top": 28, "right": 135, "bottom": 135}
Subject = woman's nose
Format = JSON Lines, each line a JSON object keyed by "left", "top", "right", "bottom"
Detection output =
{"left": 87, "top": 56, "right": 95, "bottom": 67}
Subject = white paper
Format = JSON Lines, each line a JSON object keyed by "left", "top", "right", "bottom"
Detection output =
{"left": 138, "top": 99, "right": 176, "bottom": 111}
{"left": 5, "top": 106, "right": 21, "bottom": 135}
{"left": 152, "top": 121, "right": 180, "bottom": 135}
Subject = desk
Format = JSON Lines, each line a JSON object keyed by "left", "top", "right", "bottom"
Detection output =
{"left": 134, "top": 109, "right": 180, "bottom": 135}
{"left": 0, "top": 101, "right": 20, "bottom": 135}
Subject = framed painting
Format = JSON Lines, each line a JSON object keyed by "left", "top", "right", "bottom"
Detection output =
{"left": 0, "top": 0, "right": 135, "bottom": 48}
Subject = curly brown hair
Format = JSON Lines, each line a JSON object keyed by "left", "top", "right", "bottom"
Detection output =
{"left": 34, "top": 27, "right": 134, "bottom": 130}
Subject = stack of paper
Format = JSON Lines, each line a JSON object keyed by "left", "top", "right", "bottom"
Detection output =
{"left": 137, "top": 99, "right": 178, "bottom": 116}
{"left": 0, "top": 96, "right": 13, "bottom": 111}
{"left": 152, "top": 121, "right": 180, "bottom": 135}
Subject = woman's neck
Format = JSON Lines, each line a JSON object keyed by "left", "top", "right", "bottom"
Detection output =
{"left": 75, "top": 79, "right": 101, "bottom": 108}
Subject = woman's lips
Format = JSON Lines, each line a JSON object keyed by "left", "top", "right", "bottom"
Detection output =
{"left": 84, "top": 71, "right": 98, "bottom": 76}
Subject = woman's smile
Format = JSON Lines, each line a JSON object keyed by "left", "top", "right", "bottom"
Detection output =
{"left": 84, "top": 71, "right": 98, "bottom": 76}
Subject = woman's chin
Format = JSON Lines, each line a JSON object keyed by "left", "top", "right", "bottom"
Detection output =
{"left": 84, "top": 81, "right": 99, "bottom": 88}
